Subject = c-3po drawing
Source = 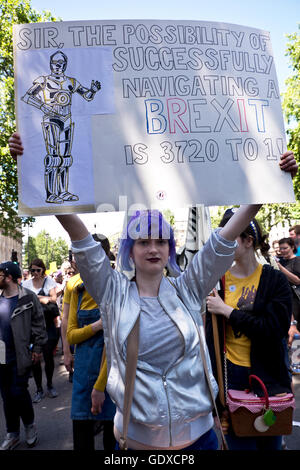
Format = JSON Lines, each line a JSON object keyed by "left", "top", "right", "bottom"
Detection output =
{"left": 21, "top": 50, "right": 101, "bottom": 204}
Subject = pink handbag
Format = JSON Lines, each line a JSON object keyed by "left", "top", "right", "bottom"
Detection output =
{"left": 227, "top": 375, "right": 295, "bottom": 437}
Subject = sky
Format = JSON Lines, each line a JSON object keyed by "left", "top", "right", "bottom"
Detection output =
{"left": 25, "top": 0, "right": 299, "bottom": 242}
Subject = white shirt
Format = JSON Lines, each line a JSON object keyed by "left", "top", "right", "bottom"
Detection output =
{"left": 23, "top": 276, "right": 56, "bottom": 296}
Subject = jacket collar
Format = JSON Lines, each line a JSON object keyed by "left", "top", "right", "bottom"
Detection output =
{"left": 17, "top": 284, "right": 31, "bottom": 299}
{"left": 117, "top": 276, "right": 197, "bottom": 353}
{"left": 158, "top": 277, "right": 197, "bottom": 345}
{"left": 117, "top": 281, "right": 141, "bottom": 349}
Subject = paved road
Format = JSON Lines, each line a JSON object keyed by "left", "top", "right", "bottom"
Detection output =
{"left": 0, "top": 348, "right": 300, "bottom": 451}
{"left": 0, "top": 349, "right": 105, "bottom": 451}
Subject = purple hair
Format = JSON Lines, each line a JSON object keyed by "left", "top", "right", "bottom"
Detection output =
{"left": 117, "top": 210, "right": 180, "bottom": 274}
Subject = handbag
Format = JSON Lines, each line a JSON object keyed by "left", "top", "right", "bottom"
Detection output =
{"left": 38, "top": 278, "right": 60, "bottom": 329}
{"left": 227, "top": 374, "right": 295, "bottom": 437}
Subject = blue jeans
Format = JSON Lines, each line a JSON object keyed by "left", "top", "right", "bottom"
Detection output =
{"left": 225, "top": 430, "right": 282, "bottom": 450}
{"left": 115, "top": 428, "right": 218, "bottom": 450}
{"left": 226, "top": 360, "right": 283, "bottom": 450}
{"left": 181, "top": 429, "right": 218, "bottom": 450}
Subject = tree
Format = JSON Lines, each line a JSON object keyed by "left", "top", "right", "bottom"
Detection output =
{"left": 0, "top": 0, "right": 58, "bottom": 241}
{"left": 255, "top": 203, "right": 299, "bottom": 234}
{"left": 23, "top": 230, "right": 69, "bottom": 269}
{"left": 242, "top": 27, "right": 300, "bottom": 235}
{"left": 282, "top": 25, "right": 300, "bottom": 200}
{"left": 210, "top": 203, "right": 300, "bottom": 235}
{"left": 162, "top": 209, "right": 175, "bottom": 227}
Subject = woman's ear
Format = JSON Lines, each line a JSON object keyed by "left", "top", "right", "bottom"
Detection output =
{"left": 246, "top": 235, "right": 254, "bottom": 248}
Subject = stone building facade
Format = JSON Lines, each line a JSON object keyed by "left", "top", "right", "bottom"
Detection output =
{"left": 0, "top": 231, "right": 22, "bottom": 268}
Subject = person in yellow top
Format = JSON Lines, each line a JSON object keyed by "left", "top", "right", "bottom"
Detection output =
{"left": 66, "top": 234, "right": 116, "bottom": 451}
{"left": 61, "top": 265, "right": 80, "bottom": 379}
{"left": 224, "top": 262, "right": 263, "bottom": 368}
{"left": 206, "top": 209, "right": 293, "bottom": 451}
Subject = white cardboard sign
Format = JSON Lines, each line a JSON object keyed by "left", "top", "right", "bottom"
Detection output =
{"left": 13, "top": 19, "right": 295, "bottom": 216}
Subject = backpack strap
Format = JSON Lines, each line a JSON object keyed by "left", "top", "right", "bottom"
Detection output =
{"left": 76, "top": 283, "right": 84, "bottom": 312}
{"left": 37, "top": 277, "right": 47, "bottom": 296}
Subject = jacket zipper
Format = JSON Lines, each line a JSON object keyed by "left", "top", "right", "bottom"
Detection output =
{"left": 157, "top": 294, "right": 187, "bottom": 448}
{"left": 156, "top": 295, "right": 176, "bottom": 447}
{"left": 162, "top": 374, "right": 173, "bottom": 447}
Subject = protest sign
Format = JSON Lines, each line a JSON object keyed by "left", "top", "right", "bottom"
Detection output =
{"left": 13, "top": 19, "right": 295, "bottom": 216}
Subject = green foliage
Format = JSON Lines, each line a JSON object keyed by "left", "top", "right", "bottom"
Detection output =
{"left": 210, "top": 206, "right": 229, "bottom": 229}
{"left": 0, "top": 0, "right": 58, "bottom": 240}
{"left": 23, "top": 229, "right": 69, "bottom": 268}
{"left": 210, "top": 203, "right": 300, "bottom": 236}
{"left": 255, "top": 203, "right": 300, "bottom": 234}
{"left": 282, "top": 25, "right": 300, "bottom": 200}
{"left": 162, "top": 209, "right": 175, "bottom": 227}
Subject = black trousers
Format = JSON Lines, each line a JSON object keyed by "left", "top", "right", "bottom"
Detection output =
{"left": 72, "top": 419, "right": 115, "bottom": 451}
{"left": 0, "top": 362, "right": 34, "bottom": 433}
{"left": 32, "top": 337, "right": 58, "bottom": 390}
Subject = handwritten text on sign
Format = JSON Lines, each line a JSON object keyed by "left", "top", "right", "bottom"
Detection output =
{"left": 14, "top": 20, "right": 294, "bottom": 215}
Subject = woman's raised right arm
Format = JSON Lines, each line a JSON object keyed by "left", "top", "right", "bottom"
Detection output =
{"left": 55, "top": 214, "right": 89, "bottom": 242}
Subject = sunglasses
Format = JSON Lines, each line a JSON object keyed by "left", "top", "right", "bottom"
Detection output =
{"left": 30, "top": 268, "right": 42, "bottom": 273}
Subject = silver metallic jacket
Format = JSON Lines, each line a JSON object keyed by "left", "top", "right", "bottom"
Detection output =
{"left": 72, "top": 229, "right": 237, "bottom": 446}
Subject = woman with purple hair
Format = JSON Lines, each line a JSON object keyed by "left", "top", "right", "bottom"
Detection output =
{"left": 9, "top": 133, "right": 297, "bottom": 450}
{"left": 54, "top": 204, "right": 273, "bottom": 450}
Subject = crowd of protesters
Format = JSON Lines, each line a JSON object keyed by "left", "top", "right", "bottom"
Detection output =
{"left": 1, "top": 212, "right": 300, "bottom": 450}
{"left": 0, "top": 242, "right": 118, "bottom": 450}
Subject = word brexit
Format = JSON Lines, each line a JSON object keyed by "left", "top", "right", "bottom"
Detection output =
{"left": 145, "top": 97, "right": 270, "bottom": 134}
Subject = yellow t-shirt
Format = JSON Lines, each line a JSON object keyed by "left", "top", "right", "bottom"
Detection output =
{"left": 62, "top": 273, "right": 81, "bottom": 310}
{"left": 225, "top": 263, "right": 263, "bottom": 367}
